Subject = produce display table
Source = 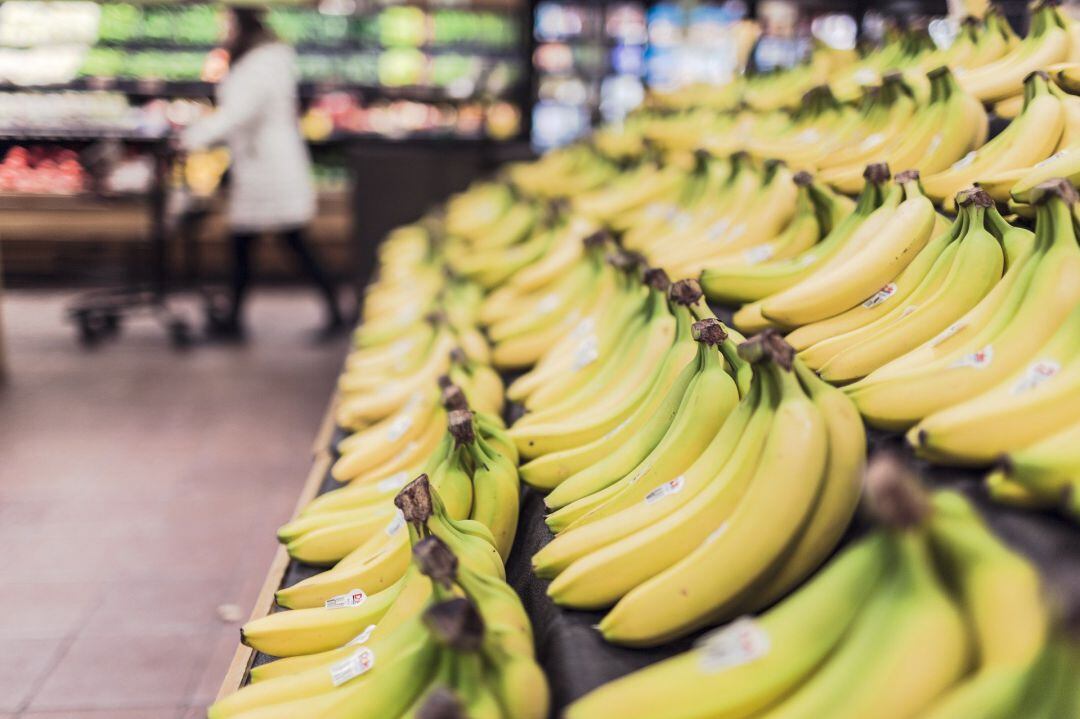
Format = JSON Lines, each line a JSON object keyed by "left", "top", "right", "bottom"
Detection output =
{"left": 218, "top": 354, "right": 1080, "bottom": 713}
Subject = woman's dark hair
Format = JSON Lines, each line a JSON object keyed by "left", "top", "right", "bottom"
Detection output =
{"left": 228, "top": 7, "right": 276, "bottom": 62}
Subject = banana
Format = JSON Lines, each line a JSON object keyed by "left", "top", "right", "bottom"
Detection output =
{"left": 996, "top": 418, "right": 1080, "bottom": 514}
{"left": 921, "top": 491, "right": 1048, "bottom": 719}
{"left": 543, "top": 318, "right": 739, "bottom": 524}
{"left": 562, "top": 534, "right": 891, "bottom": 719}
{"left": 788, "top": 203, "right": 967, "bottom": 354}
{"left": 532, "top": 364, "right": 767, "bottom": 580}
{"left": 816, "top": 190, "right": 1005, "bottom": 383}
{"left": 848, "top": 179, "right": 1080, "bottom": 430}
{"left": 922, "top": 71, "right": 1065, "bottom": 208}
{"left": 462, "top": 414, "right": 521, "bottom": 561}
{"left": 761, "top": 531, "right": 969, "bottom": 719}
{"left": 597, "top": 341, "right": 827, "bottom": 646}
{"left": 957, "top": 4, "right": 1070, "bottom": 103}
{"left": 734, "top": 361, "right": 865, "bottom": 612}
{"left": 702, "top": 165, "right": 889, "bottom": 305}
{"left": 513, "top": 285, "right": 696, "bottom": 486}
{"left": 539, "top": 307, "right": 730, "bottom": 514}
{"left": 241, "top": 577, "right": 406, "bottom": 657}
{"left": 910, "top": 302, "right": 1080, "bottom": 464}
{"left": 760, "top": 170, "right": 935, "bottom": 328}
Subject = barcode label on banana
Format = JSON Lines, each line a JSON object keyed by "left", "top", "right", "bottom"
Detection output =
{"left": 386, "top": 415, "right": 413, "bottom": 441}
{"left": 537, "top": 294, "right": 560, "bottom": 314}
{"left": 1035, "top": 151, "right": 1068, "bottom": 168}
{"left": 1011, "top": 360, "right": 1060, "bottom": 395}
{"left": 330, "top": 647, "right": 375, "bottom": 686}
{"left": 325, "top": 589, "right": 367, "bottom": 610}
{"left": 571, "top": 317, "right": 596, "bottom": 339}
{"left": 645, "top": 476, "right": 686, "bottom": 504}
{"left": 345, "top": 624, "right": 377, "bottom": 647}
{"left": 697, "top": 617, "right": 770, "bottom": 673}
{"left": 573, "top": 337, "right": 599, "bottom": 370}
{"left": 950, "top": 345, "right": 994, "bottom": 370}
{"left": 385, "top": 509, "right": 406, "bottom": 536}
{"left": 706, "top": 218, "right": 731, "bottom": 240}
{"left": 930, "top": 321, "right": 966, "bottom": 347}
{"left": 862, "top": 283, "right": 897, "bottom": 308}
{"left": 377, "top": 471, "right": 410, "bottom": 493}
{"left": 951, "top": 151, "right": 976, "bottom": 170}
{"left": 743, "top": 244, "right": 774, "bottom": 265}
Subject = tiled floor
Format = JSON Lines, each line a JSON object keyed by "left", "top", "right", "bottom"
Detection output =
{"left": 0, "top": 289, "right": 347, "bottom": 718}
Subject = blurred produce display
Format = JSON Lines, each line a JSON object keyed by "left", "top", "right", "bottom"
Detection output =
{"left": 0, "top": 0, "right": 530, "bottom": 142}
{"left": 0, "top": 144, "right": 86, "bottom": 194}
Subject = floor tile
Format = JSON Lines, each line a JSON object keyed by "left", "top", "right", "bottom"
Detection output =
{"left": 0, "top": 582, "right": 103, "bottom": 639}
{"left": 23, "top": 709, "right": 175, "bottom": 718}
{"left": 29, "top": 630, "right": 205, "bottom": 711}
{"left": 4, "top": 288, "right": 344, "bottom": 713}
{"left": 0, "top": 637, "right": 66, "bottom": 712}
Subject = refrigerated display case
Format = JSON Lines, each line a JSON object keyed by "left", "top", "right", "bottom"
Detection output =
{"left": 531, "top": 0, "right": 646, "bottom": 149}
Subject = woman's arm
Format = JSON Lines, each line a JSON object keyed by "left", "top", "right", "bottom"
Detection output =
{"left": 180, "top": 55, "right": 268, "bottom": 151}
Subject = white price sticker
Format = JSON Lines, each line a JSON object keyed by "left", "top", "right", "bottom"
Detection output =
{"left": 385, "top": 510, "right": 406, "bottom": 536}
{"left": 859, "top": 132, "right": 885, "bottom": 150}
{"left": 536, "top": 293, "right": 560, "bottom": 314}
{"left": 325, "top": 589, "right": 367, "bottom": 610}
{"left": 707, "top": 218, "right": 731, "bottom": 240}
{"left": 930, "top": 321, "right": 966, "bottom": 347}
{"left": 345, "top": 624, "right": 377, "bottom": 647}
{"left": 571, "top": 317, "right": 596, "bottom": 339}
{"left": 743, "top": 245, "right": 774, "bottom": 265}
{"left": 645, "top": 476, "right": 686, "bottom": 504}
{"left": 1035, "top": 151, "right": 1068, "bottom": 168}
{"left": 386, "top": 415, "right": 413, "bottom": 441}
{"left": 862, "top": 283, "right": 897, "bottom": 308}
{"left": 697, "top": 617, "right": 771, "bottom": 673}
{"left": 376, "top": 471, "right": 410, "bottom": 493}
{"left": 573, "top": 340, "right": 599, "bottom": 371}
{"left": 950, "top": 151, "right": 977, "bottom": 170}
{"left": 950, "top": 345, "right": 994, "bottom": 369}
{"left": 1011, "top": 359, "right": 1060, "bottom": 394}
{"left": 329, "top": 647, "right": 375, "bottom": 686}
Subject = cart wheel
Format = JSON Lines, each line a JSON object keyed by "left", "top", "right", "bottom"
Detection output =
{"left": 102, "top": 312, "right": 122, "bottom": 337}
{"left": 76, "top": 315, "right": 101, "bottom": 347}
{"left": 169, "top": 319, "right": 193, "bottom": 349}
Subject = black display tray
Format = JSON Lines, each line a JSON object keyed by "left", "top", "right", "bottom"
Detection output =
{"left": 247, "top": 412, "right": 1080, "bottom": 715}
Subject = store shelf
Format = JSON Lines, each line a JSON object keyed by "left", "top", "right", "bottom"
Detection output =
{"left": 216, "top": 395, "right": 340, "bottom": 702}
{"left": 217, "top": 304, "right": 1080, "bottom": 713}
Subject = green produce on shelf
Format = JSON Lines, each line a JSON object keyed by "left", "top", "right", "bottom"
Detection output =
{"left": 379, "top": 6, "right": 428, "bottom": 48}
{"left": 173, "top": 4, "right": 220, "bottom": 46}
{"left": 378, "top": 47, "right": 426, "bottom": 88}
{"left": 296, "top": 52, "right": 339, "bottom": 82}
{"left": 340, "top": 53, "right": 380, "bottom": 86}
{"left": 79, "top": 47, "right": 126, "bottom": 78}
{"left": 97, "top": 3, "right": 141, "bottom": 43}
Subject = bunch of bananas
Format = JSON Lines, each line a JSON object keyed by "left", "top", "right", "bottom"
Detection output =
{"left": 531, "top": 327, "right": 864, "bottom": 648}
{"left": 211, "top": 478, "right": 546, "bottom": 719}
{"left": 848, "top": 179, "right": 1080, "bottom": 431}
{"left": 335, "top": 226, "right": 501, "bottom": 433}
{"left": 280, "top": 392, "right": 519, "bottom": 570}
{"left": 783, "top": 186, "right": 1016, "bottom": 383}
{"left": 507, "top": 143, "right": 619, "bottom": 199}
{"left": 958, "top": 1, "right": 1075, "bottom": 104}
{"left": 923, "top": 70, "right": 1078, "bottom": 208}
{"left": 566, "top": 458, "right": 1077, "bottom": 719}
{"left": 729, "top": 166, "right": 941, "bottom": 333}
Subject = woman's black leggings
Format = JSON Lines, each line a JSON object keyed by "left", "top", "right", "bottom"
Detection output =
{"left": 228, "top": 227, "right": 341, "bottom": 324}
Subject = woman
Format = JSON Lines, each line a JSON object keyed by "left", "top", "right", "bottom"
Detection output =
{"left": 182, "top": 7, "right": 344, "bottom": 340}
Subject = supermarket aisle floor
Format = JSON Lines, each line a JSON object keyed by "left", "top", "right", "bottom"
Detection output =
{"left": 0, "top": 290, "right": 347, "bottom": 719}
